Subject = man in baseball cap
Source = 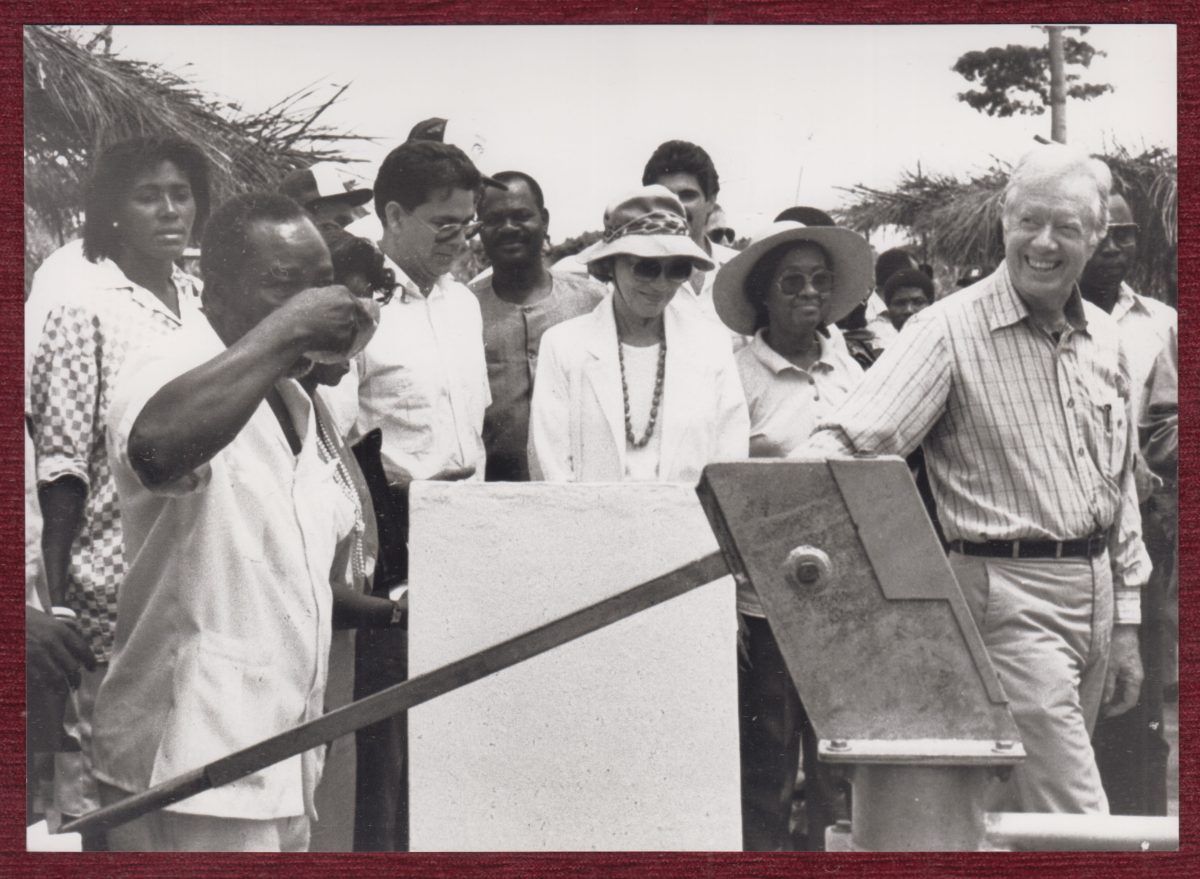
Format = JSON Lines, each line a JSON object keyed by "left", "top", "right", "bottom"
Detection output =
{"left": 279, "top": 162, "right": 373, "bottom": 234}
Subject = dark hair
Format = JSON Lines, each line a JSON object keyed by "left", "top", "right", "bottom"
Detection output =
{"left": 82, "top": 136, "right": 212, "bottom": 263}
{"left": 373, "top": 140, "right": 482, "bottom": 221}
{"left": 324, "top": 228, "right": 396, "bottom": 301}
{"left": 874, "top": 247, "right": 919, "bottom": 289}
{"left": 744, "top": 239, "right": 833, "bottom": 331}
{"left": 882, "top": 267, "right": 935, "bottom": 305}
{"left": 641, "top": 140, "right": 719, "bottom": 201}
{"left": 488, "top": 170, "right": 545, "bottom": 210}
{"left": 200, "top": 192, "right": 308, "bottom": 308}
{"left": 774, "top": 206, "right": 835, "bottom": 227}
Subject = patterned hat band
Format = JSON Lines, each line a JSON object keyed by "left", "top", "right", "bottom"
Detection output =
{"left": 603, "top": 210, "right": 691, "bottom": 243}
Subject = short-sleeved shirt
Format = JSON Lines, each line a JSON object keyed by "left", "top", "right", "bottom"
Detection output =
{"left": 737, "top": 328, "right": 864, "bottom": 459}
{"left": 735, "top": 329, "right": 863, "bottom": 614}
{"left": 470, "top": 270, "right": 606, "bottom": 480}
{"left": 340, "top": 257, "right": 491, "bottom": 483}
{"left": 93, "top": 318, "right": 346, "bottom": 820}
{"left": 26, "top": 259, "right": 202, "bottom": 660}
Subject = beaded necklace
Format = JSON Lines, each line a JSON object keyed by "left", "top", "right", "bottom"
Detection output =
{"left": 315, "top": 414, "right": 368, "bottom": 583}
{"left": 617, "top": 336, "right": 667, "bottom": 448}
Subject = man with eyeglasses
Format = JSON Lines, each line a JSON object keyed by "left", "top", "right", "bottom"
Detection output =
{"left": 470, "top": 170, "right": 605, "bottom": 481}
{"left": 804, "top": 145, "right": 1151, "bottom": 815}
{"left": 340, "top": 139, "right": 491, "bottom": 490}
{"left": 330, "top": 139, "right": 490, "bottom": 851}
{"left": 1080, "top": 186, "right": 1177, "bottom": 818}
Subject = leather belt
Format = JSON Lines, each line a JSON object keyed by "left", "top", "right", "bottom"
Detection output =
{"left": 949, "top": 534, "right": 1106, "bottom": 560}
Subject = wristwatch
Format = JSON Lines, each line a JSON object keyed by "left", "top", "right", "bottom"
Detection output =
{"left": 390, "top": 600, "right": 405, "bottom": 627}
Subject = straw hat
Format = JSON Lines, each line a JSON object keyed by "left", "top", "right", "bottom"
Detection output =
{"left": 713, "top": 221, "right": 872, "bottom": 335}
{"left": 582, "top": 185, "right": 715, "bottom": 272}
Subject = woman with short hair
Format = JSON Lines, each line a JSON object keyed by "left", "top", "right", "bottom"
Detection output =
{"left": 26, "top": 136, "right": 210, "bottom": 837}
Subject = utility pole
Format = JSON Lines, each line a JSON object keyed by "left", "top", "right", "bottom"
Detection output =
{"left": 1047, "top": 26, "right": 1067, "bottom": 143}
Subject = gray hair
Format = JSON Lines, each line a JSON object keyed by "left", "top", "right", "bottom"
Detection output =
{"left": 1002, "top": 145, "right": 1112, "bottom": 246}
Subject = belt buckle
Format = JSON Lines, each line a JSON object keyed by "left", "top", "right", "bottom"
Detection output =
{"left": 1055, "top": 541, "right": 1064, "bottom": 559}
{"left": 1011, "top": 540, "right": 1020, "bottom": 559}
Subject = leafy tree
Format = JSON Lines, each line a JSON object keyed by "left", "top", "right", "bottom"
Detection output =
{"left": 952, "top": 28, "right": 1113, "bottom": 119}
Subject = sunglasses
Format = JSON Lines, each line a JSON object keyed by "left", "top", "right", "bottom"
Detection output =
{"left": 630, "top": 258, "right": 695, "bottom": 283}
{"left": 416, "top": 215, "right": 482, "bottom": 242}
{"left": 1105, "top": 223, "right": 1139, "bottom": 247}
{"left": 777, "top": 270, "right": 835, "bottom": 296}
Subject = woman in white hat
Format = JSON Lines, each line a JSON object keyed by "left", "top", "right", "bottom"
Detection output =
{"left": 712, "top": 220, "right": 871, "bottom": 851}
{"left": 528, "top": 185, "right": 748, "bottom": 482}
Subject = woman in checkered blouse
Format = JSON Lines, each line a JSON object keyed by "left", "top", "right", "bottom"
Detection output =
{"left": 26, "top": 137, "right": 211, "bottom": 843}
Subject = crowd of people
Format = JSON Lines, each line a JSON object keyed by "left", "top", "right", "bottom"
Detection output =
{"left": 24, "top": 122, "right": 1178, "bottom": 852}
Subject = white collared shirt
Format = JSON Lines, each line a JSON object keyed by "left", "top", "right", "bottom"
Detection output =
{"left": 737, "top": 328, "right": 864, "bottom": 459}
{"left": 94, "top": 319, "right": 343, "bottom": 820}
{"left": 1110, "top": 282, "right": 1176, "bottom": 416}
{"left": 339, "top": 256, "right": 490, "bottom": 482}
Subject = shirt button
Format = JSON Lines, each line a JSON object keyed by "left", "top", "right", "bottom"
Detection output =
{"left": 1078, "top": 447, "right": 1086, "bottom": 457}
{"left": 1066, "top": 398, "right": 1075, "bottom": 408}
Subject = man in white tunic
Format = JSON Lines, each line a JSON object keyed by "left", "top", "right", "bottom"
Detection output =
{"left": 92, "top": 193, "right": 377, "bottom": 851}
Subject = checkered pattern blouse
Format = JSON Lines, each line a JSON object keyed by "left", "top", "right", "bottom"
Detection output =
{"left": 805, "top": 264, "right": 1151, "bottom": 614}
{"left": 27, "top": 260, "right": 202, "bottom": 661}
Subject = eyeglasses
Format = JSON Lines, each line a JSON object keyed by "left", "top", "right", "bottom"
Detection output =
{"left": 415, "top": 215, "right": 482, "bottom": 242}
{"left": 776, "top": 270, "right": 835, "bottom": 296}
{"left": 630, "top": 258, "right": 695, "bottom": 283}
{"left": 1105, "top": 223, "right": 1139, "bottom": 247}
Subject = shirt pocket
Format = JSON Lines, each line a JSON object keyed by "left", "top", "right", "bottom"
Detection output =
{"left": 1082, "top": 385, "right": 1127, "bottom": 482}
{"left": 150, "top": 631, "right": 296, "bottom": 789}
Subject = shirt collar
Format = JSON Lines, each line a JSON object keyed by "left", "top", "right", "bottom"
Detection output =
{"left": 749, "top": 328, "right": 834, "bottom": 376}
{"left": 91, "top": 257, "right": 194, "bottom": 291}
{"left": 989, "top": 262, "right": 1089, "bottom": 334}
{"left": 381, "top": 251, "right": 451, "bottom": 303}
{"left": 1111, "top": 281, "right": 1146, "bottom": 322}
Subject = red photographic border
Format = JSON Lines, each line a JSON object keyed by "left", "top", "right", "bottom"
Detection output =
{"left": 1, "top": 3, "right": 1194, "bottom": 875}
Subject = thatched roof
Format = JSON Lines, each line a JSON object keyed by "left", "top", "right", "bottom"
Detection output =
{"left": 24, "top": 25, "right": 370, "bottom": 282}
{"left": 835, "top": 145, "right": 1177, "bottom": 303}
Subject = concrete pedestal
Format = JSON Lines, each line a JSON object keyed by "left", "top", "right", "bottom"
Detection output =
{"left": 407, "top": 482, "right": 741, "bottom": 851}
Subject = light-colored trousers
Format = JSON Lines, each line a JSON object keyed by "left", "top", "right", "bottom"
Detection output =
{"left": 100, "top": 783, "right": 310, "bottom": 852}
{"left": 948, "top": 551, "right": 1113, "bottom": 814}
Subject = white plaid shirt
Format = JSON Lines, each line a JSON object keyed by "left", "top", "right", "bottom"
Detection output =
{"left": 805, "top": 264, "right": 1150, "bottom": 618}
{"left": 26, "top": 260, "right": 202, "bottom": 660}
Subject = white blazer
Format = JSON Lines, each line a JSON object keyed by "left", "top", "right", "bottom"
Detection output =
{"left": 529, "top": 292, "right": 750, "bottom": 482}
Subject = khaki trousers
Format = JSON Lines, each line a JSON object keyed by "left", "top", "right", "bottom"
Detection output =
{"left": 948, "top": 551, "right": 1113, "bottom": 814}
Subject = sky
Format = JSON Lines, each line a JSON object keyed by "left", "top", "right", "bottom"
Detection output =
{"left": 100, "top": 24, "right": 1176, "bottom": 245}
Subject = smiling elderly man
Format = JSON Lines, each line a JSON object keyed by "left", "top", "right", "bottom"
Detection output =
{"left": 803, "top": 144, "right": 1150, "bottom": 814}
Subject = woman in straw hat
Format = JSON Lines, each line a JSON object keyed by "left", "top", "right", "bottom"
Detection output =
{"left": 712, "top": 219, "right": 871, "bottom": 851}
{"left": 528, "top": 185, "right": 748, "bottom": 482}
